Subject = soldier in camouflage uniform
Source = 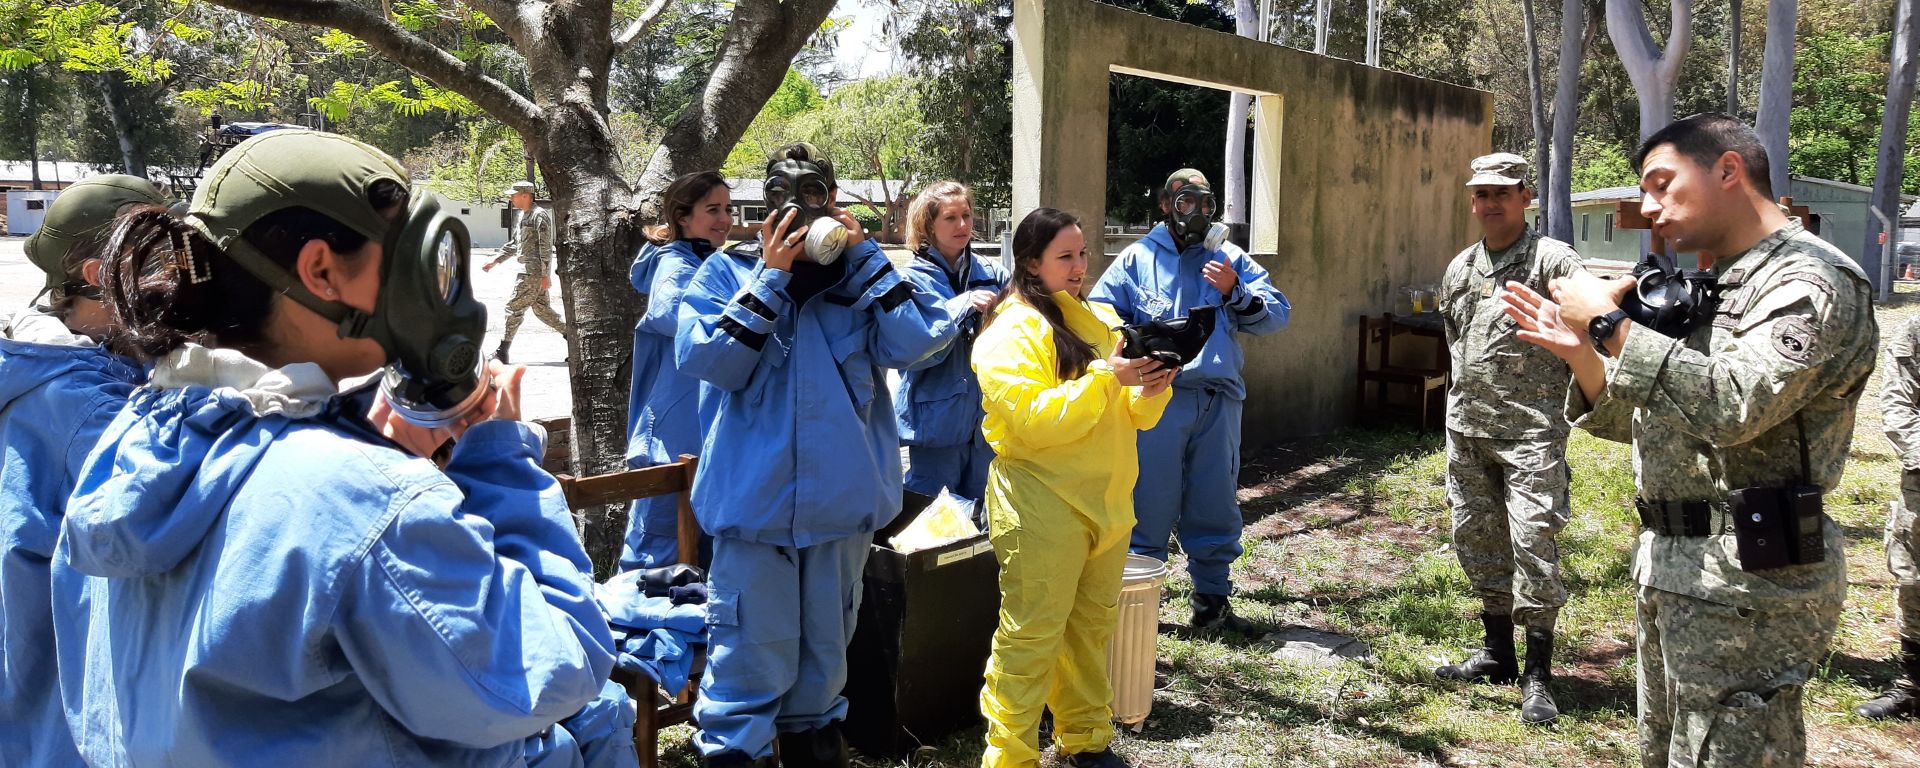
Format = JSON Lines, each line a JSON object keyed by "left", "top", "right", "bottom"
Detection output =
{"left": 1503, "top": 114, "right": 1876, "bottom": 767}
{"left": 1433, "top": 153, "right": 1587, "bottom": 726}
{"left": 1856, "top": 316, "right": 1920, "bottom": 719}
{"left": 483, "top": 181, "right": 570, "bottom": 363}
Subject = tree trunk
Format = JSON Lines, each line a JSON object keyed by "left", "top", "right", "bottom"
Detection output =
{"left": 1223, "top": 0, "right": 1256, "bottom": 229}
{"left": 1727, "top": 0, "right": 1743, "bottom": 113}
{"left": 1865, "top": 0, "right": 1918, "bottom": 289}
{"left": 1606, "top": 0, "right": 1693, "bottom": 143}
{"left": 1756, "top": 0, "right": 1797, "bottom": 199}
{"left": 26, "top": 68, "right": 41, "bottom": 192}
{"left": 1545, "top": 0, "right": 1591, "bottom": 241}
{"left": 1315, "top": 0, "right": 1330, "bottom": 55}
{"left": 1607, "top": 0, "right": 1692, "bottom": 252}
{"left": 98, "top": 74, "right": 148, "bottom": 178}
{"left": 1522, "top": 0, "right": 1549, "bottom": 228}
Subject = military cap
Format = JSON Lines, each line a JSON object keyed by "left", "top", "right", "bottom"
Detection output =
{"left": 25, "top": 174, "right": 166, "bottom": 288}
{"left": 1466, "top": 153, "right": 1529, "bottom": 187}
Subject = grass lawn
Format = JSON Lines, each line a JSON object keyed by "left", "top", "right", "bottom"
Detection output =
{"left": 654, "top": 287, "right": 1920, "bottom": 767}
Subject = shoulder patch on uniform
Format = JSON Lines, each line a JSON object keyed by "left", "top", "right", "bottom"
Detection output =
{"left": 1772, "top": 315, "right": 1819, "bottom": 363}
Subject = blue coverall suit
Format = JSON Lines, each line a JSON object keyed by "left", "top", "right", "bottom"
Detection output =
{"left": 675, "top": 237, "right": 954, "bottom": 759}
{"left": 1089, "top": 224, "right": 1290, "bottom": 597}
{"left": 0, "top": 309, "right": 137, "bottom": 768}
{"left": 50, "top": 345, "right": 632, "bottom": 767}
{"left": 895, "top": 243, "right": 1008, "bottom": 502}
{"left": 623, "top": 237, "right": 718, "bottom": 570}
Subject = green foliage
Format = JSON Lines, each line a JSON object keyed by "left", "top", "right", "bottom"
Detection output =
{"left": 1568, "top": 134, "right": 1640, "bottom": 192}
{"left": 901, "top": 0, "right": 1014, "bottom": 208}
{"left": 722, "top": 68, "right": 824, "bottom": 176}
{"left": 1788, "top": 31, "right": 1891, "bottom": 187}
{"left": 409, "top": 121, "right": 525, "bottom": 203}
{"left": 791, "top": 74, "right": 930, "bottom": 191}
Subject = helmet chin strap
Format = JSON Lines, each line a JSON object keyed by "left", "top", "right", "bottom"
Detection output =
{"left": 222, "top": 237, "right": 376, "bottom": 341}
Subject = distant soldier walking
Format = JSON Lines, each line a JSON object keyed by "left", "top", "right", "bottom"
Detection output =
{"left": 483, "top": 180, "right": 571, "bottom": 363}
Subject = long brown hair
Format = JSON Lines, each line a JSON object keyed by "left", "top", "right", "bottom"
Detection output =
{"left": 646, "top": 170, "right": 730, "bottom": 245}
{"left": 983, "top": 207, "right": 1097, "bottom": 380}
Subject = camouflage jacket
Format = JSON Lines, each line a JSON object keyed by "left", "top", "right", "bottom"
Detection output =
{"left": 497, "top": 206, "right": 554, "bottom": 278}
{"left": 1440, "top": 229, "right": 1586, "bottom": 439}
{"left": 1885, "top": 316, "right": 1920, "bottom": 472}
{"left": 1569, "top": 222, "right": 1877, "bottom": 609}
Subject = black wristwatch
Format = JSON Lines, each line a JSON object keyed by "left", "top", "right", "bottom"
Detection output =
{"left": 1588, "top": 309, "right": 1628, "bottom": 357}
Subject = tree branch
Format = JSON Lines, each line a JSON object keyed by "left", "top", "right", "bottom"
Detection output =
{"left": 613, "top": 0, "right": 673, "bottom": 54}
{"left": 464, "top": 0, "right": 535, "bottom": 50}
{"left": 203, "top": 0, "right": 544, "bottom": 135}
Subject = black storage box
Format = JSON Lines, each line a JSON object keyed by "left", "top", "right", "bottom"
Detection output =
{"left": 843, "top": 533, "right": 1001, "bottom": 758}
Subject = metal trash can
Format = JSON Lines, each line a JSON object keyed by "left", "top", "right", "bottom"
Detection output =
{"left": 1106, "top": 553, "right": 1167, "bottom": 727}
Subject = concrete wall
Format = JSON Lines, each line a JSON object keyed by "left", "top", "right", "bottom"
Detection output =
{"left": 1011, "top": 0, "right": 1491, "bottom": 441}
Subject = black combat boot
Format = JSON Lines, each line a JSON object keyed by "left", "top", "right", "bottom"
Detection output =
{"left": 775, "top": 721, "right": 850, "bottom": 768}
{"left": 1190, "top": 593, "right": 1255, "bottom": 634}
{"left": 1855, "top": 638, "right": 1920, "bottom": 720}
{"left": 703, "top": 750, "right": 775, "bottom": 768}
{"left": 491, "top": 342, "right": 511, "bottom": 364}
{"left": 1061, "top": 747, "right": 1131, "bottom": 768}
{"left": 1519, "top": 627, "right": 1560, "bottom": 725}
{"left": 1435, "top": 612, "right": 1519, "bottom": 684}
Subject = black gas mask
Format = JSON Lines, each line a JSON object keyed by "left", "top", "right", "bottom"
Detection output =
{"left": 1166, "top": 183, "right": 1228, "bottom": 252}
{"left": 1118, "top": 305, "right": 1217, "bottom": 369}
{"left": 225, "top": 194, "right": 490, "bottom": 427}
{"left": 765, "top": 158, "right": 848, "bottom": 264}
{"left": 1619, "top": 251, "right": 1719, "bottom": 339}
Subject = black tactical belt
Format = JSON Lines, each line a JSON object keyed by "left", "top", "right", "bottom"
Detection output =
{"left": 1635, "top": 498, "right": 1732, "bottom": 536}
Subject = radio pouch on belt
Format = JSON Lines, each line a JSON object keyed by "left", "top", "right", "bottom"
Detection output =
{"left": 1728, "top": 414, "right": 1825, "bottom": 571}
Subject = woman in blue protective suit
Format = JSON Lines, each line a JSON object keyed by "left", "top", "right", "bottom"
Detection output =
{"left": 894, "top": 181, "right": 1007, "bottom": 512}
{"left": 0, "top": 174, "right": 161, "bottom": 768}
{"left": 675, "top": 143, "right": 956, "bottom": 768}
{"left": 621, "top": 170, "right": 733, "bottom": 571}
{"left": 48, "top": 130, "right": 632, "bottom": 767}
{"left": 972, "top": 208, "right": 1175, "bottom": 768}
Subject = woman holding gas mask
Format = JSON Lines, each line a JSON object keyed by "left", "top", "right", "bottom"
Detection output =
{"left": 50, "top": 130, "right": 626, "bottom": 766}
{"left": 971, "top": 208, "right": 1174, "bottom": 768}
{"left": 621, "top": 170, "right": 733, "bottom": 571}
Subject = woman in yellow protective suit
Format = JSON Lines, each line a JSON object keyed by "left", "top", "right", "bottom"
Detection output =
{"left": 971, "top": 208, "right": 1175, "bottom": 768}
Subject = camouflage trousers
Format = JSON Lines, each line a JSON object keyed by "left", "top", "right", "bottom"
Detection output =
{"left": 1636, "top": 580, "right": 1843, "bottom": 768}
{"left": 1445, "top": 431, "right": 1570, "bottom": 629}
{"left": 500, "top": 272, "right": 569, "bottom": 347}
{"left": 1887, "top": 471, "right": 1920, "bottom": 642}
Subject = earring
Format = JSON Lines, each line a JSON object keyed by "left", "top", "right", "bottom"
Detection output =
{"left": 323, "top": 287, "right": 338, "bottom": 298}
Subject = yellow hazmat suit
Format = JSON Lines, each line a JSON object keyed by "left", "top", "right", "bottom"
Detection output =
{"left": 971, "top": 291, "right": 1171, "bottom": 768}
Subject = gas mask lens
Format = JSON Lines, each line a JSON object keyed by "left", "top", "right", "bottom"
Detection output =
{"left": 798, "top": 178, "right": 831, "bottom": 210}
{"left": 434, "top": 230, "right": 459, "bottom": 303}
{"left": 1173, "top": 189, "right": 1216, "bottom": 218}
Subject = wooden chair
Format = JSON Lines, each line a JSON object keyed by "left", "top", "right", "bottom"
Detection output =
{"left": 534, "top": 417, "right": 703, "bottom": 768}
{"left": 1354, "top": 313, "right": 1449, "bottom": 432}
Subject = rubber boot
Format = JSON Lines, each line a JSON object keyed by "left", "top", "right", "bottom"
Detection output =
{"left": 775, "top": 722, "right": 850, "bottom": 768}
{"left": 1519, "top": 627, "right": 1560, "bottom": 725}
{"left": 702, "top": 750, "right": 775, "bottom": 768}
{"left": 1855, "top": 638, "right": 1920, "bottom": 720}
{"left": 492, "top": 341, "right": 511, "bottom": 364}
{"left": 1061, "top": 747, "right": 1131, "bottom": 768}
{"left": 1435, "top": 612, "right": 1519, "bottom": 684}
{"left": 1190, "top": 593, "right": 1255, "bottom": 635}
